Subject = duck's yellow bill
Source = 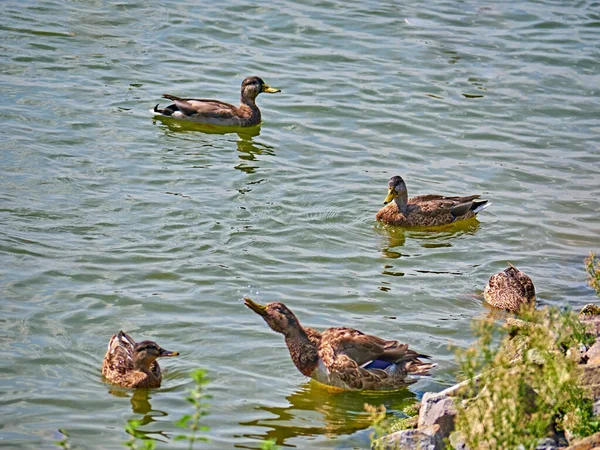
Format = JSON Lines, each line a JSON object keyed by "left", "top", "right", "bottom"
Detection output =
{"left": 244, "top": 297, "right": 268, "bottom": 316}
{"left": 262, "top": 85, "right": 281, "bottom": 93}
{"left": 383, "top": 188, "right": 395, "bottom": 204}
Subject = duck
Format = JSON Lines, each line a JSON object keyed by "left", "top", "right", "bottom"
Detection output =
{"left": 153, "top": 76, "right": 280, "bottom": 126}
{"left": 101, "top": 331, "right": 179, "bottom": 388}
{"left": 483, "top": 263, "right": 536, "bottom": 312}
{"left": 244, "top": 298, "right": 434, "bottom": 391}
{"left": 376, "top": 175, "right": 490, "bottom": 227}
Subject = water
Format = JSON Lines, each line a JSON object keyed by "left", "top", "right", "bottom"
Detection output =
{"left": 1, "top": 0, "right": 599, "bottom": 448}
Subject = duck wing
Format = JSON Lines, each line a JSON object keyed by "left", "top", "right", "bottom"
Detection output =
{"left": 162, "top": 95, "right": 239, "bottom": 119}
{"left": 410, "top": 194, "right": 486, "bottom": 218}
{"left": 104, "top": 331, "right": 136, "bottom": 375}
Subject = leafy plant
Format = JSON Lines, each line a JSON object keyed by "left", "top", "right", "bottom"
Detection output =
{"left": 174, "top": 369, "right": 211, "bottom": 449}
{"left": 55, "top": 429, "right": 72, "bottom": 449}
{"left": 585, "top": 251, "right": 600, "bottom": 295}
{"left": 455, "top": 306, "right": 599, "bottom": 449}
{"left": 124, "top": 419, "right": 156, "bottom": 450}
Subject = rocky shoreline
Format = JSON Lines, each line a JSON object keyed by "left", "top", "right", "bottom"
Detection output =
{"left": 375, "top": 304, "right": 600, "bottom": 450}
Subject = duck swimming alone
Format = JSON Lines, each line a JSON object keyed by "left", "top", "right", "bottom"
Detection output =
{"left": 101, "top": 331, "right": 179, "bottom": 388}
{"left": 244, "top": 298, "right": 434, "bottom": 391}
{"left": 376, "top": 175, "right": 490, "bottom": 227}
{"left": 484, "top": 263, "right": 536, "bottom": 312}
{"left": 153, "top": 76, "right": 280, "bottom": 126}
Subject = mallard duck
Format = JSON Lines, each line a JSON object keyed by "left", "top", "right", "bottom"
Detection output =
{"left": 376, "top": 175, "right": 490, "bottom": 227}
{"left": 101, "top": 331, "right": 179, "bottom": 388}
{"left": 153, "top": 76, "right": 280, "bottom": 126}
{"left": 483, "top": 263, "right": 536, "bottom": 312}
{"left": 244, "top": 298, "right": 434, "bottom": 391}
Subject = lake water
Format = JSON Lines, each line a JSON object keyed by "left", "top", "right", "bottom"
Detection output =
{"left": 1, "top": 0, "right": 599, "bottom": 448}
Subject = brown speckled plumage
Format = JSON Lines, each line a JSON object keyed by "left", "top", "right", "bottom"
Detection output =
{"left": 376, "top": 175, "right": 489, "bottom": 227}
{"left": 244, "top": 298, "right": 434, "bottom": 391}
{"left": 101, "top": 331, "right": 178, "bottom": 388}
{"left": 153, "top": 76, "right": 280, "bottom": 126}
{"left": 484, "top": 263, "right": 536, "bottom": 312}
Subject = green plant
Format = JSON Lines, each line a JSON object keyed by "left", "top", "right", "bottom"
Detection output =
{"left": 124, "top": 419, "right": 156, "bottom": 450}
{"left": 585, "top": 251, "right": 600, "bottom": 295}
{"left": 259, "top": 439, "right": 279, "bottom": 450}
{"left": 55, "top": 429, "right": 71, "bottom": 449}
{"left": 455, "top": 306, "right": 599, "bottom": 449}
{"left": 365, "top": 404, "right": 390, "bottom": 450}
{"left": 174, "top": 369, "right": 211, "bottom": 449}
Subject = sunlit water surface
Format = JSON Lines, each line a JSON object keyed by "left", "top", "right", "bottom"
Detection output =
{"left": 1, "top": 0, "right": 599, "bottom": 448}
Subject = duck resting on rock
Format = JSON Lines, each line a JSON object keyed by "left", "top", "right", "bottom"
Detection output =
{"left": 244, "top": 298, "right": 434, "bottom": 391}
{"left": 101, "top": 331, "right": 179, "bottom": 388}
{"left": 376, "top": 175, "right": 490, "bottom": 227}
{"left": 153, "top": 76, "right": 280, "bottom": 127}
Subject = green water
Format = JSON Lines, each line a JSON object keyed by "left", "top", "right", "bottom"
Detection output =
{"left": 1, "top": 0, "right": 599, "bottom": 448}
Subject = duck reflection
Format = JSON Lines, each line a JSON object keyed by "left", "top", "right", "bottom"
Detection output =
{"left": 106, "top": 387, "right": 170, "bottom": 442}
{"left": 153, "top": 115, "right": 261, "bottom": 138}
{"left": 239, "top": 381, "right": 416, "bottom": 448}
{"left": 377, "top": 219, "right": 481, "bottom": 257}
{"left": 235, "top": 137, "right": 276, "bottom": 175}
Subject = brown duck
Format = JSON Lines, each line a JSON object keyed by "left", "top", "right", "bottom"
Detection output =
{"left": 244, "top": 298, "right": 434, "bottom": 391}
{"left": 484, "top": 263, "right": 536, "bottom": 312}
{"left": 376, "top": 175, "right": 490, "bottom": 227}
{"left": 153, "top": 76, "right": 280, "bottom": 126}
{"left": 101, "top": 331, "right": 179, "bottom": 388}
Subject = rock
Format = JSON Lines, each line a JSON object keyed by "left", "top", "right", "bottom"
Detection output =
{"left": 535, "top": 437, "right": 558, "bottom": 450}
{"left": 585, "top": 342, "right": 600, "bottom": 365}
{"left": 418, "top": 391, "right": 458, "bottom": 440}
{"left": 373, "top": 425, "right": 441, "bottom": 450}
{"left": 594, "top": 398, "right": 600, "bottom": 417}
{"left": 563, "top": 431, "right": 600, "bottom": 450}
{"left": 579, "top": 363, "right": 600, "bottom": 399}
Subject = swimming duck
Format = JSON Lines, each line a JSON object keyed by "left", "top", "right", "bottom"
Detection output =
{"left": 484, "top": 263, "right": 536, "bottom": 312}
{"left": 101, "top": 331, "right": 179, "bottom": 388}
{"left": 244, "top": 298, "right": 434, "bottom": 391}
{"left": 153, "top": 76, "right": 280, "bottom": 126}
{"left": 376, "top": 175, "right": 490, "bottom": 227}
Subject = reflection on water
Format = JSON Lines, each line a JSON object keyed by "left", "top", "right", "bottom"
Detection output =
{"left": 107, "top": 387, "right": 171, "bottom": 443}
{"left": 153, "top": 115, "right": 262, "bottom": 138}
{"left": 235, "top": 138, "right": 276, "bottom": 175}
{"left": 377, "top": 219, "right": 482, "bottom": 258}
{"left": 239, "top": 381, "right": 416, "bottom": 448}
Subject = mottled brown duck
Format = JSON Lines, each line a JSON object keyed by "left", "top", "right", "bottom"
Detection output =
{"left": 101, "top": 331, "right": 179, "bottom": 388}
{"left": 484, "top": 263, "right": 536, "bottom": 312}
{"left": 153, "top": 76, "right": 280, "bottom": 126}
{"left": 376, "top": 175, "right": 490, "bottom": 227}
{"left": 244, "top": 298, "right": 434, "bottom": 391}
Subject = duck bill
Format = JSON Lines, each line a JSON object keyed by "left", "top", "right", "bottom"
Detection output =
{"left": 383, "top": 188, "right": 395, "bottom": 204}
{"left": 159, "top": 348, "right": 179, "bottom": 357}
{"left": 262, "top": 84, "right": 281, "bottom": 93}
{"left": 244, "top": 297, "right": 268, "bottom": 316}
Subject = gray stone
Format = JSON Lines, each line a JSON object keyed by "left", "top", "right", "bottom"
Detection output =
{"left": 594, "top": 398, "right": 600, "bottom": 417}
{"left": 585, "top": 341, "right": 600, "bottom": 365}
{"left": 373, "top": 425, "right": 441, "bottom": 450}
{"left": 418, "top": 391, "right": 458, "bottom": 439}
{"left": 535, "top": 437, "right": 558, "bottom": 450}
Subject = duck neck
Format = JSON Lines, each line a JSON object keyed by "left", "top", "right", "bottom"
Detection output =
{"left": 240, "top": 94, "right": 261, "bottom": 122}
{"left": 394, "top": 190, "right": 409, "bottom": 215}
{"left": 134, "top": 357, "right": 156, "bottom": 375}
{"left": 283, "top": 326, "right": 320, "bottom": 377}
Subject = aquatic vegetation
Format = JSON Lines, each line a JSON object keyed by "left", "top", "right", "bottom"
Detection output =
{"left": 124, "top": 419, "right": 156, "bottom": 450}
{"left": 585, "top": 251, "right": 600, "bottom": 296}
{"left": 174, "top": 369, "right": 211, "bottom": 449}
{"left": 455, "top": 306, "right": 598, "bottom": 449}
